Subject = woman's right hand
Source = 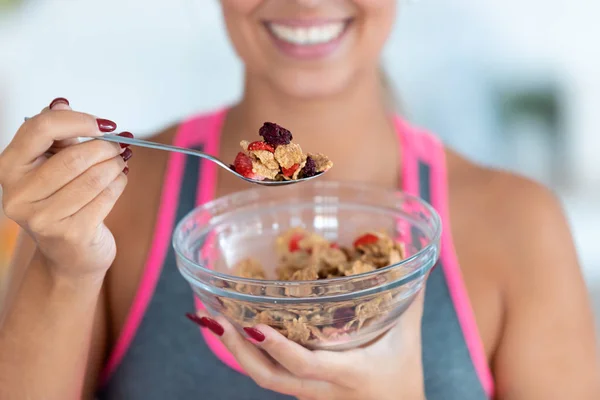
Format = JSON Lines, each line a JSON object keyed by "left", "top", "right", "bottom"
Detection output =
{"left": 0, "top": 98, "right": 132, "bottom": 280}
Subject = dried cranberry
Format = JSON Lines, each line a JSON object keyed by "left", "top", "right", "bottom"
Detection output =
{"left": 332, "top": 307, "right": 356, "bottom": 328}
{"left": 300, "top": 156, "right": 317, "bottom": 178}
{"left": 259, "top": 122, "right": 293, "bottom": 147}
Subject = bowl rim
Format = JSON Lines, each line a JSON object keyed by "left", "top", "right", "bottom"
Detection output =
{"left": 172, "top": 180, "right": 442, "bottom": 288}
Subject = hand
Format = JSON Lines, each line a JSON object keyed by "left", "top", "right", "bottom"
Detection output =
{"left": 0, "top": 98, "right": 132, "bottom": 279}
{"left": 189, "top": 291, "right": 427, "bottom": 400}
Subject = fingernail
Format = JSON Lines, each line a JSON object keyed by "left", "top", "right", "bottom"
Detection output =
{"left": 97, "top": 118, "right": 117, "bottom": 133}
{"left": 117, "top": 132, "right": 134, "bottom": 148}
{"left": 49, "top": 97, "right": 69, "bottom": 109}
{"left": 121, "top": 148, "right": 133, "bottom": 162}
{"left": 122, "top": 167, "right": 129, "bottom": 176}
{"left": 243, "top": 327, "right": 265, "bottom": 342}
{"left": 200, "top": 317, "right": 224, "bottom": 336}
{"left": 186, "top": 313, "right": 206, "bottom": 327}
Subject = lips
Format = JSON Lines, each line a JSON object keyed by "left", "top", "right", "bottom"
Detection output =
{"left": 263, "top": 19, "right": 352, "bottom": 60}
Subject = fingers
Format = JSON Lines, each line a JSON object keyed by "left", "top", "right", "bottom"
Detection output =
{"left": 35, "top": 154, "right": 127, "bottom": 220}
{"left": 192, "top": 311, "right": 333, "bottom": 398}
{"left": 18, "top": 138, "right": 124, "bottom": 201}
{"left": 72, "top": 171, "right": 128, "bottom": 228}
{"left": 249, "top": 324, "right": 362, "bottom": 386}
{"left": 0, "top": 108, "right": 117, "bottom": 170}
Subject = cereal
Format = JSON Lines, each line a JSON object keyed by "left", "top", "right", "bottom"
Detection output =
{"left": 233, "top": 258, "right": 266, "bottom": 279}
{"left": 232, "top": 123, "right": 332, "bottom": 181}
{"left": 274, "top": 143, "right": 305, "bottom": 169}
{"left": 307, "top": 153, "right": 334, "bottom": 173}
{"left": 222, "top": 228, "right": 408, "bottom": 346}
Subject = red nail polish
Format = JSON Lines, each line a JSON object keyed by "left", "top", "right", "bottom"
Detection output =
{"left": 122, "top": 167, "right": 129, "bottom": 176}
{"left": 97, "top": 118, "right": 117, "bottom": 133}
{"left": 200, "top": 317, "right": 224, "bottom": 336}
{"left": 49, "top": 97, "right": 69, "bottom": 109}
{"left": 243, "top": 327, "right": 265, "bottom": 342}
{"left": 186, "top": 313, "right": 206, "bottom": 327}
{"left": 117, "top": 132, "right": 134, "bottom": 148}
{"left": 121, "top": 148, "right": 133, "bottom": 162}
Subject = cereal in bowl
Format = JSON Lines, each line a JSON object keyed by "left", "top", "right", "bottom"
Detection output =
{"left": 222, "top": 228, "right": 407, "bottom": 346}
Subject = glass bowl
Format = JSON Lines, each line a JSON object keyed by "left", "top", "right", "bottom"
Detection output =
{"left": 173, "top": 180, "right": 441, "bottom": 350}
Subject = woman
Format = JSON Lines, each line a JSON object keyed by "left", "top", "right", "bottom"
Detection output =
{"left": 0, "top": 1, "right": 598, "bottom": 399}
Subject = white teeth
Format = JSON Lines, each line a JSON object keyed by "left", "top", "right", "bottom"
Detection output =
{"left": 268, "top": 22, "right": 345, "bottom": 45}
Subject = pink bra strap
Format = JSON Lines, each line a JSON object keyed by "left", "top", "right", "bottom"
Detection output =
{"left": 404, "top": 127, "right": 495, "bottom": 398}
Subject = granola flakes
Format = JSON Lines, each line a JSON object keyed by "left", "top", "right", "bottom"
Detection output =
{"left": 220, "top": 228, "right": 408, "bottom": 346}
{"left": 232, "top": 123, "right": 332, "bottom": 181}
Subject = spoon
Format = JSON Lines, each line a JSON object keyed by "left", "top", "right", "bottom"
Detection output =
{"left": 23, "top": 118, "right": 326, "bottom": 186}
{"left": 100, "top": 134, "right": 327, "bottom": 186}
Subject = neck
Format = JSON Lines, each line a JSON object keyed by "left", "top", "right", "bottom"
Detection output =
{"left": 228, "top": 69, "right": 395, "bottom": 150}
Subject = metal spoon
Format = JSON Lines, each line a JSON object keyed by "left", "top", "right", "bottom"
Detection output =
{"left": 99, "top": 134, "right": 326, "bottom": 186}
{"left": 23, "top": 118, "right": 326, "bottom": 186}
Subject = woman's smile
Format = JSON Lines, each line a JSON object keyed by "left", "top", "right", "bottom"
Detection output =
{"left": 263, "top": 18, "right": 353, "bottom": 59}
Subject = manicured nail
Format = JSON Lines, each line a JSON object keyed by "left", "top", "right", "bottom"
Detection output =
{"left": 97, "top": 118, "right": 117, "bottom": 133}
{"left": 122, "top": 167, "right": 129, "bottom": 176}
{"left": 121, "top": 148, "right": 133, "bottom": 162}
{"left": 186, "top": 312, "right": 206, "bottom": 327}
{"left": 49, "top": 97, "right": 69, "bottom": 109}
{"left": 200, "top": 317, "right": 224, "bottom": 336}
{"left": 117, "top": 132, "right": 134, "bottom": 148}
{"left": 243, "top": 327, "right": 265, "bottom": 342}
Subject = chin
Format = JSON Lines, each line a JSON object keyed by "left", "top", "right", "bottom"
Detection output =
{"left": 268, "top": 68, "right": 356, "bottom": 100}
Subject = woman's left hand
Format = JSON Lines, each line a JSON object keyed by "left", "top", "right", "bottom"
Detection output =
{"left": 191, "top": 291, "right": 427, "bottom": 400}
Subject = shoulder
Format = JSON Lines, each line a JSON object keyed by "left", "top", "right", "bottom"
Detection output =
{"left": 446, "top": 147, "right": 570, "bottom": 257}
{"left": 444, "top": 150, "right": 600, "bottom": 397}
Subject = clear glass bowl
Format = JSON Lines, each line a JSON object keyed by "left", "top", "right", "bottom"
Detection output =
{"left": 173, "top": 181, "right": 441, "bottom": 350}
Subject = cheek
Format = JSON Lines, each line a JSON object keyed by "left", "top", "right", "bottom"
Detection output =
{"left": 353, "top": 0, "right": 395, "bottom": 9}
{"left": 357, "top": 0, "right": 396, "bottom": 54}
{"left": 220, "top": 0, "right": 265, "bottom": 65}
{"left": 220, "top": 0, "right": 262, "bottom": 13}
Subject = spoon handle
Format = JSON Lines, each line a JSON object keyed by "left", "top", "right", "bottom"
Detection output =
{"left": 97, "top": 135, "right": 232, "bottom": 170}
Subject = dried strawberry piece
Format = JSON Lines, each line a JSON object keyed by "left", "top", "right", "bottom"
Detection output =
{"left": 233, "top": 152, "right": 260, "bottom": 179}
{"left": 353, "top": 233, "right": 379, "bottom": 248}
{"left": 259, "top": 122, "right": 293, "bottom": 147}
{"left": 247, "top": 141, "right": 275, "bottom": 153}
{"left": 330, "top": 243, "right": 339, "bottom": 249}
{"left": 282, "top": 163, "right": 299, "bottom": 178}
{"left": 300, "top": 156, "right": 317, "bottom": 178}
{"left": 289, "top": 233, "right": 304, "bottom": 252}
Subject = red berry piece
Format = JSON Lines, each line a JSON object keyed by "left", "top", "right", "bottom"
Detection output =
{"left": 289, "top": 233, "right": 304, "bottom": 252}
{"left": 330, "top": 243, "right": 339, "bottom": 249}
{"left": 247, "top": 141, "right": 275, "bottom": 153}
{"left": 353, "top": 233, "right": 379, "bottom": 248}
{"left": 233, "top": 152, "right": 261, "bottom": 180}
{"left": 259, "top": 122, "right": 293, "bottom": 147}
{"left": 281, "top": 163, "right": 299, "bottom": 178}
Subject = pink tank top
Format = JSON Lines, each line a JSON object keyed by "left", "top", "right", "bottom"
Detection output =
{"left": 96, "top": 108, "right": 495, "bottom": 400}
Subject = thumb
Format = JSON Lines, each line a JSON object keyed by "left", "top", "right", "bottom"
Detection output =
{"left": 44, "top": 97, "right": 80, "bottom": 149}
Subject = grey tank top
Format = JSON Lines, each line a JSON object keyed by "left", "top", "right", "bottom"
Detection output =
{"left": 97, "top": 113, "right": 492, "bottom": 399}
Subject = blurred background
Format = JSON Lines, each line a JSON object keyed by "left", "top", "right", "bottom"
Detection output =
{"left": 0, "top": 1, "right": 598, "bottom": 326}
